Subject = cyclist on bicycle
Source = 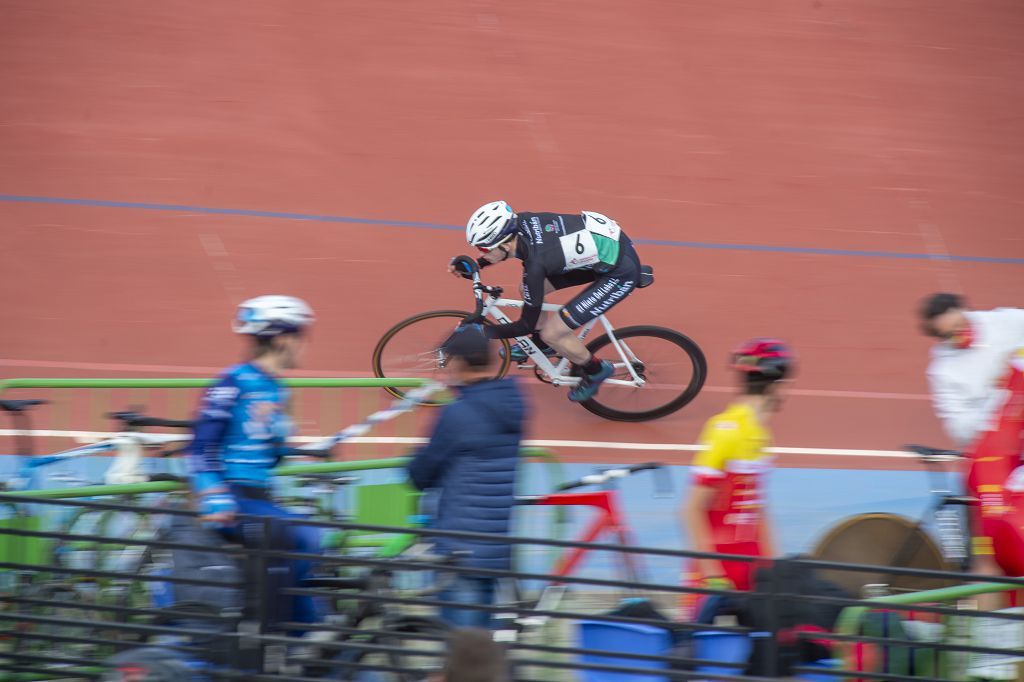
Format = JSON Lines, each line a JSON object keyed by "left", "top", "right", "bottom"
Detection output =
{"left": 679, "top": 339, "right": 792, "bottom": 617}
{"left": 188, "top": 295, "right": 324, "bottom": 628}
{"left": 450, "top": 200, "right": 642, "bottom": 402}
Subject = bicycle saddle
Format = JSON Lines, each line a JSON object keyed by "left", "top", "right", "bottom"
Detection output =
{"left": 107, "top": 410, "right": 193, "bottom": 429}
{"left": 0, "top": 399, "right": 48, "bottom": 413}
{"left": 904, "top": 444, "right": 962, "bottom": 459}
{"left": 291, "top": 473, "right": 360, "bottom": 486}
{"left": 638, "top": 265, "right": 654, "bottom": 289}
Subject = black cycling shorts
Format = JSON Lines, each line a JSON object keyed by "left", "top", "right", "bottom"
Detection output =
{"left": 551, "top": 241, "right": 641, "bottom": 330}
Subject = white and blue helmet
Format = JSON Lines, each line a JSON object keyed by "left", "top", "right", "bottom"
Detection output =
{"left": 233, "top": 295, "right": 314, "bottom": 337}
{"left": 466, "top": 201, "right": 516, "bottom": 249}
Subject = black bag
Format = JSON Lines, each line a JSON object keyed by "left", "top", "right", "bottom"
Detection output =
{"left": 153, "top": 515, "right": 243, "bottom": 612}
{"left": 145, "top": 516, "right": 244, "bottom": 665}
{"left": 742, "top": 557, "right": 850, "bottom": 676}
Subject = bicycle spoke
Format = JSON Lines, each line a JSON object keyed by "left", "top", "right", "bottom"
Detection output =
{"left": 373, "top": 311, "right": 510, "bottom": 403}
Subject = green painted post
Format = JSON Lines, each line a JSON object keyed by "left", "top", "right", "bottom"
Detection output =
{"left": 834, "top": 580, "right": 1023, "bottom": 675}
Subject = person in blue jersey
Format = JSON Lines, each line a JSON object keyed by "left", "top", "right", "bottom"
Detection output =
{"left": 188, "top": 294, "right": 322, "bottom": 629}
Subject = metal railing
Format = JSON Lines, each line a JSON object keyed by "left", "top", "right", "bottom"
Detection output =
{"left": 3, "top": 494, "right": 1024, "bottom": 682}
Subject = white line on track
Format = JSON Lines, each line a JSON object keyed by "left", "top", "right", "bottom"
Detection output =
{"left": 0, "top": 358, "right": 930, "bottom": 401}
{"left": 0, "top": 429, "right": 914, "bottom": 459}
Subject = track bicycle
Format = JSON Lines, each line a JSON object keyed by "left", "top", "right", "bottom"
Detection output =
{"left": 43, "top": 409, "right": 194, "bottom": 575}
{"left": 811, "top": 444, "right": 975, "bottom": 596}
{"left": 0, "top": 404, "right": 195, "bottom": 658}
{"left": 506, "top": 462, "right": 671, "bottom": 629}
{"left": 0, "top": 401, "right": 193, "bottom": 579}
{"left": 0, "top": 402, "right": 192, "bottom": 494}
{"left": 372, "top": 257, "right": 707, "bottom": 422}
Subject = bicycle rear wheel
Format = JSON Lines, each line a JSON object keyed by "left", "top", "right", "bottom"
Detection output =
{"left": 812, "top": 512, "right": 954, "bottom": 596}
{"left": 581, "top": 325, "right": 706, "bottom": 422}
{"left": 371, "top": 310, "right": 512, "bottom": 404}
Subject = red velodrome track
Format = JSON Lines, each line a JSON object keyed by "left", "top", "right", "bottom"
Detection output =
{"left": 1, "top": 1, "right": 1023, "bottom": 468}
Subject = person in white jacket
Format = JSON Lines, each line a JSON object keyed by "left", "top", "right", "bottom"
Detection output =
{"left": 921, "top": 293, "right": 1024, "bottom": 447}
{"left": 920, "top": 293, "right": 1024, "bottom": 615}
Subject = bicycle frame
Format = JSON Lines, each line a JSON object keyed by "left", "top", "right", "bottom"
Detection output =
{"left": 9, "top": 434, "right": 189, "bottom": 492}
{"left": 508, "top": 463, "right": 664, "bottom": 631}
{"left": 530, "top": 490, "right": 643, "bottom": 585}
{"left": 479, "top": 296, "right": 645, "bottom": 388}
{"left": 516, "top": 462, "right": 664, "bottom": 584}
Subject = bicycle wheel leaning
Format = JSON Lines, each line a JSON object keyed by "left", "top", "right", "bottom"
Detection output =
{"left": 371, "top": 310, "right": 513, "bottom": 404}
{"left": 582, "top": 325, "right": 707, "bottom": 422}
{"left": 812, "top": 512, "right": 954, "bottom": 596}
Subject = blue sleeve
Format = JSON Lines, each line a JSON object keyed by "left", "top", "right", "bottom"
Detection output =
{"left": 407, "top": 405, "right": 460, "bottom": 491}
{"left": 188, "top": 373, "right": 240, "bottom": 493}
{"left": 271, "top": 385, "right": 292, "bottom": 463}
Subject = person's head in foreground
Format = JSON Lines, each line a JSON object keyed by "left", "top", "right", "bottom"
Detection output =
{"left": 919, "top": 292, "right": 970, "bottom": 346}
{"left": 441, "top": 323, "right": 495, "bottom": 385}
{"left": 428, "top": 627, "right": 511, "bottom": 682}
{"left": 731, "top": 338, "right": 794, "bottom": 413}
{"left": 233, "top": 295, "right": 314, "bottom": 371}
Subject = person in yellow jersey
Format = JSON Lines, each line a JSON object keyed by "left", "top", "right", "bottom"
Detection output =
{"left": 679, "top": 339, "right": 793, "bottom": 618}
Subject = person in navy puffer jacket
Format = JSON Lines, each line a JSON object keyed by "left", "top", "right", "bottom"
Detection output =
{"left": 407, "top": 324, "right": 526, "bottom": 628}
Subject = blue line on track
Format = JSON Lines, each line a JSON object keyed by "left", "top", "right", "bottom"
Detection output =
{"left": 3, "top": 193, "right": 1022, "bottom": 265}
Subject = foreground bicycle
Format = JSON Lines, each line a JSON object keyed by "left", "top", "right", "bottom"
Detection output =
{"left": 372, "top": 257, "right": 707, "bottom": 421}
{"left": 811, "top": 444, "right": 974, "bottom": 596}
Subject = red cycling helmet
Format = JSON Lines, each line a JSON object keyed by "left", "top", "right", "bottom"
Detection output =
{"left": 731, "top": 338, "right": 794, "bottom": 380}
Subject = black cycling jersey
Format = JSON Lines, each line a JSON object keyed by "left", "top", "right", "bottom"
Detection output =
{"left": 479, "top": 212, "right": 638, "bottom": 340}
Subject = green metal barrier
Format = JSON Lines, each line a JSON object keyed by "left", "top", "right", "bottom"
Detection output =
{"left": 4, "top": 453, "right": 563, "bottom": 502}
{"left": 835, "top": 579, "right": 1024, "bottom": 678}
{"left": 0, "top": 377, "right": 433, "bottom": 461}
{"left": 0, "top": 376, "right": 569, "bottom": 570}
{"left": 0, "top": 377, "right": 572, "bottom": 680}
{"left": 1, "top": 450, "right": 567, "bottom": 561}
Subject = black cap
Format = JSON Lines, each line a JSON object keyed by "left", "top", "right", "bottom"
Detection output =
{"left": 441, "top": 324, "right": 492, "bottom": 367}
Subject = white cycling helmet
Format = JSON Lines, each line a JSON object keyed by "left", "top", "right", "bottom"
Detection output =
{"left": 233, "top": 295, "right": 314, "bottom": 336}
{"left": 466, "top": 201, "right": 516, "bottom": 249}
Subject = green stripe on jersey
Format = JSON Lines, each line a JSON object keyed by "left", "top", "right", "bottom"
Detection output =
{"left": 593, "top": 233, "right": 620, "bottom": 265}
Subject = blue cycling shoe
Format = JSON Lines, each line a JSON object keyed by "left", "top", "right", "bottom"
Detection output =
{"left": 568, "top": 361, "right": 615, "bottom": 402}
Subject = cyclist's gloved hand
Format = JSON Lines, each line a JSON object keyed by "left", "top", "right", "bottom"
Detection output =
{"left": 198, "top": 491, "right": 238, "bottom": 528}
{"left": 700, "top": 576, "right": 736, "bottom": 591}
{"left": 449, "top": 255, "right": 479, "bottom": 280}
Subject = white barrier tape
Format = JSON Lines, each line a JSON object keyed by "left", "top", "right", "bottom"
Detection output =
{"left": 298, "top": 381, "right": 445, "bottom": 452}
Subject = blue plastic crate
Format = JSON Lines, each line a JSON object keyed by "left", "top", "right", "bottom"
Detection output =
{"left": 578, "top": 620, "right": 673, "bottom": 681}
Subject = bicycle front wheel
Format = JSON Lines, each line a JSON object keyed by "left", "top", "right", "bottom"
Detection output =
{"left": 371, "top": 310, "right": 512, "bottom": 404}
{"left": 582, "top": 325, "right": 706, "bottom": 422}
